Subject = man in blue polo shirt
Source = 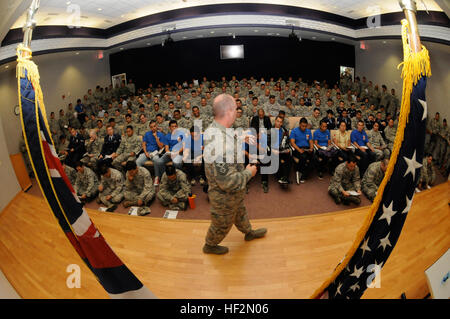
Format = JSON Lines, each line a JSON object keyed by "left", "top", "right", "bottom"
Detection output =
{"left": 290, "top": 117, "right": 313, "bottom": 184}
{"left": 136, "top": 120, "right": 167, "bottom": 185}
{"left": 313, "top": 120, "right": 337, "bottom": 179}
{"left": 350, "top": 120, "right": 376, "bottom": 177}
{"left": 75, "top": 98, "right": 86, "bottom": 125}
{"left": 161, "top": 119, "right": 185, "bottom": 172}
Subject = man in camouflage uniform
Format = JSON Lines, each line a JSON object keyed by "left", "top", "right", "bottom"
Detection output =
{"left": 123, "top": 160, "right": 155, "bottom": 208}
{"left": 97, "top": 164, "right": 124, "bottom": 212}
{"left": 157, "top": 166, "right": 191, "bottom": 211}
{"left": 328, "top": 155, "right": 362, "bottom": 205}
{"left": 383, "top": 119, "right": 397, "bottom": 152}
{"left": 232, "top": 107, "right": 249, "bottom": 130}
{"left": 62, "top": 162, "right": 77, "bottom": 185}
{"left": 80, "top": 129, "right": 102, "bottom": 171}
{"left": 367, "top": 122, "right": 390, "bottom": 160}
{"left": 309, "top": 108, "right": 322, "bottom": 130}
{"left": 425, "top": 112, "right": 442, "bottom": 154}
{"left": 111, "top": 125, "right": 141, "bottom": 172}
{"left": 361, "top": 159, "right": 389, "bottom": 202}
{"left": 203, "top": 94, "right": 266, "bottom": 255}
{"left": 74, "top": 161, "right": 99, "bottom": 203}
{"left": 49, "top": 112, "right": 60, "bottom": 148}
{"left": 417, "top": 154, "right": 436, "bottom": 191}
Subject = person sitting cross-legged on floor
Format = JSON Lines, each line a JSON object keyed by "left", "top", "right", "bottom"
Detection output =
{"left": 123, "top": 160, "right": 155, "bottom": 208}
{"left": 361, "top": 158, "right": 389, "bottom": 202}
{"left": 328, "top": 154, "right": 362, "bottom": 206}
{"left": 97, "top": 164, "right": 125, "bottom": 212}
{"left": 416, "top": 154, "right": 436, "bottom": 192}
{"left": 157, "top": 165, "right": 191, "bottom": 211}
{"left": 74, "top": 161, "right": 99, "bottom": 203}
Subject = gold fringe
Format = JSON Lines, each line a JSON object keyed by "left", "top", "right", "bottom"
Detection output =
{"left": 310, "top": 19, "right": 431, "bottom": 299}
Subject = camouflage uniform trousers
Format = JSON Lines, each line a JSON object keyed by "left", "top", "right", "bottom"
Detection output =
{"left": 373, "top": 148, "right": 390, "bottom": 161}
{"left": 98, "top": 192, "right": 124, "bottom": 207}
{"left": 112, "top": 154, "right": 136, "bottom": 172}
{"left": 80, "top": 155, "right": 99, "bottom": 171}
{"left": 156, "top": 192, "right": 188, "bottom": 210}
{"left": 328, "top": 183, "right": 360, "bottom": 204}
{"left": 123, "top": 190, "right": 155, "bottom": 206}
{"left": 205, "top": 191, "right": 252, "bottom": 246}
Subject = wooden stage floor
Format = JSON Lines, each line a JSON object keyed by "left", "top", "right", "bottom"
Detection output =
{"left": 0, "top": 182, "right": 448, "bottom": 299}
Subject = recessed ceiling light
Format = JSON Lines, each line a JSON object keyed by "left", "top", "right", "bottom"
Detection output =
{"left": 146, "top": 43, "right": 151, "bottom": 45}
{"left": 182, "top": 36, "right": 187, "bottom": 39}
{"left": 120, "top": 15, "right": 125, "bottom": 18}
{"left": 210, "top": 31, "right": 215, "bottom": 34}
{"left": 254, "top": 30, "right": 259, "bottom": 32}
{"left": 383, "top": 40, "right": 387, "bottom": 44}
{"left": 276, "top": 33, "right": 280, "bottom": 36}
{"left": 331, "top": 37, "right": 335, "bottom": 40}
{"left": 5, "top": 65, "right": 9, "bottom": 69}
{"left": 120, "top": 48, "right": 124, "bottom": 50}
{"left": 66, "top": 1, "right": 71, "bottom": 5}
{"left": 75, "top": 52, "right": 79, "bottom": 55}
{"left": 98, "top": 8, "right": 102, "bottom": 11}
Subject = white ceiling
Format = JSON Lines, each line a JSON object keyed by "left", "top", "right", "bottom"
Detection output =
{"left": 11, "top": 0, "right": 444, "bottom": 29}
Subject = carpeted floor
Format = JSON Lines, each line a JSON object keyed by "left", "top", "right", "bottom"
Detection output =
{"left": 25, "top": 166, "right": 448, "bottom": 220}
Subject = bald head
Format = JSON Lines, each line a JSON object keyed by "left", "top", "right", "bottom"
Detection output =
{"left": 213, "top": 94, "right": 237, "bottom": 126}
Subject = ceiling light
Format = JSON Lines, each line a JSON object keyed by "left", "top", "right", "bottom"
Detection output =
{"left": 146, "top": 43, "right": 151, "bottom": 45}
{"left": 383, "top": 40, "right": 387, "bottom": 44}
{"left": 331, "top": 37, "right": 335, "bottom": 40}
{"left": 5, "top": 65, "right": 9, "bottom": 69}
{"left": 98, "top": 8, "right": 102, "bottom": 11}
{"left": 276, "top": 33, "right": 280, "bottom": 36}
{"left": 66, "top": 1, "right": 71, "bottom": 5}
{"left": 233, "top": 34, "right": 236, "bottom": 39}
{"left": 254, "top": 30, "right": 259, "bottom": 32}
{"left": 210, "top": 31, "right": 215, "bottom": 34}
{"left": 120, "top": 48, "right": 124, "bottom": 50}
{"left": 312, "top": 36, "right": 316, "bottom": 39}
{"left": 75, "top": 52, "right": 79, "bottom": 55}
{"left": 182, "top": 36, "right": 187, "bottom": 39}
{"left": 267, "top": 33, "right": 273, "bottom": 36}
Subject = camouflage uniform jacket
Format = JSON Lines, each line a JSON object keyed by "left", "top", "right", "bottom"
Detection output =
{"left": 329, "top": 162, "right": 361, "bottom": 192}
{"left": 125, "top": 167, "right": 155, "bottom": 201}
{"left": 158, "top": 169, "right": 191, "bottom": 202}
{"left": 100, "top": 168, "right": 124, "bottom": 197}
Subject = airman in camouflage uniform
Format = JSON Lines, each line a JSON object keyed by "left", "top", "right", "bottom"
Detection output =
{"left": 361, "top": 159, "right": 388, "bottom": 202}
{"left": 383, "top": 119, "right": 397, "bottom": 152}
{"left": 81, "top": 130, "right": 102, "bottom": 170}
{"left": 203, "top": 94, "right": 266, "bottom": 255}
{"left": 98, "top": 166, "right": 124, "bottom": 211}
{"left": 232, "top": 108, "right": 249, "bottom": 129}
{"left": 112, "top": 126, "right": 142, "bottom": 171}
{"left": 123, "top": 161, "right": 155, "bottom": 208}
{"left": 63, "top": 162, "right": 77, "bottom": 185}
{"left": 418, "top": 155, "right": 436, "bottom": 190}
{"left": 74, "top": 163, "right": 99, "bottom": 202}
{"left": 328, "top": 158, "right": 361, "bottom": 205}
{"left": 367, "top": 124, "right": 390, "bottom": 160}
{"left": 156, "top": 167, "right": 191, "bottom": 210}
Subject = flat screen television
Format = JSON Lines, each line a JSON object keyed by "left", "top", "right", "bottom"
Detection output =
{"left": 220, "top": 45, "right": 244, "bottom": 60}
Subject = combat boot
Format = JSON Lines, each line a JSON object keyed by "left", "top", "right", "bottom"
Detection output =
{"left": 348, "top": 196, "right": 361, "bottom": 205}
{"left": 245, "top": 228, "right": 267, "bottom": 241}
{"left": 203, "top": 244, "right": 229, "bottom": 255}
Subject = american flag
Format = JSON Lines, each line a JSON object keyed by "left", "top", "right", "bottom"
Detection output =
{"left": 316, "top": 74, "right": 429, "bottom": 299}
{"left": 18, "top": 68, "right": 156, "bottom": 299}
